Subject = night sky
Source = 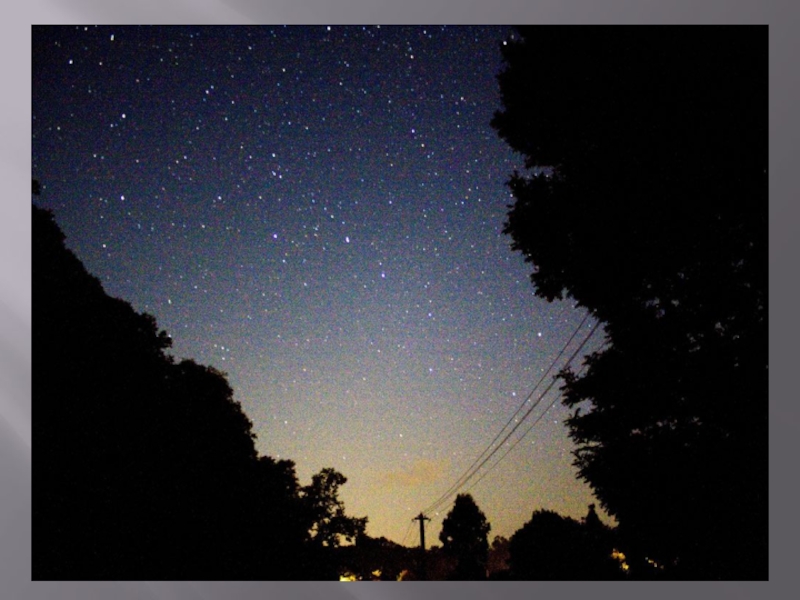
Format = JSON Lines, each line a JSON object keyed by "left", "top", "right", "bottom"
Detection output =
{"left": 32, "top": 25, "right": 604, "bottom": 546}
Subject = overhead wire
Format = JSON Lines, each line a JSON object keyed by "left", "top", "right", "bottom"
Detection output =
{"left": 465, "top": 362, "right": 591, "bottom": 495}
{"left": 425, "top": 319, "right": 599, "bottom": 514}
{"left": 421, "top": 317, "right": 601, "bottom": 516}
{"left": 400, "top": 519, "right": 415, "bottom": 548}
{"left": 418, "top": 312, "right": 590, "bottom": 515}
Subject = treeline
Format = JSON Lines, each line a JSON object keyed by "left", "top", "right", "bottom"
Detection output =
{"left": 420, "top": 494, "right": 625, "bottom": 581}
{"left": 492, "top": 27, "right": 767, "bottom": 579}
{"left": 33, "top": 203, "right": 366, "bottom": 580}
{"left": 503, "top": 505, "right": 624, "bottom": 580}
{"left": 407, "top": 27, "right": 767, "bottom": 582}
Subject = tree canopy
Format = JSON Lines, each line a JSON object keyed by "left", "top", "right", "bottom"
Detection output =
{"left": 301, "top": 467, "right": 368, "bottom": 549}
{"left": 33, "top": 203, "right": 366, "bottom": 580}
{"left": 492, "top": 27, "right": 767, "bottom": 579}
{"left": 438, "top": 493, "right": 491, "bottom": 580}
{"left": 508, "top": 505, "right": 621, "bottom": 580}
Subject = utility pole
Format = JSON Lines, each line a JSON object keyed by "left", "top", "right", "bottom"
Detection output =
{"left": 413, "top": 512, "right": 430, "bottom": 580}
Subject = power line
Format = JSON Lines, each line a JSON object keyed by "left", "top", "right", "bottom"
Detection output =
{"left": 425, "top": 320, "right": 599, "bottom": 514}
{"left": 418, "top": 312, "right": 591, "bottom": 516}
{"left": 465, "top": 362, "right": 591, "bottom": 495}
{"left": 400, "top": 518, "right": 415, "bottom": 548}
{"left": 421, "top": 318, "right": 600, "bottom": 516}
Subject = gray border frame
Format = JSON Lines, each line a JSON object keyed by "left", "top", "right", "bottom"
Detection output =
{"left": 9, "top": 1, "right": 796, "bottom": 599}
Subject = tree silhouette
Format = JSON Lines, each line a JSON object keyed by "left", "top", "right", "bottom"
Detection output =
{"left": 486, "top": 535, "right": 511, "bottom": 579}
{"left": 492, "top": 27, "right": 767, "bottom": 579}
{"left": 337, "top": 534, "right": 419, "bottom": 581}
{"left": 33, "top": 203, "right": 357, "bottom": 580}
{"left": 301, "top": 467, "right": 367, "bottom": 549}
{"left": 291, "top": 467, "right": 367, "bottom": 579}
{"left": 246, "top": 455, "right": 309, "bottom": 579}
{"left": 508, "top": 507, "right": 620, "bottom": 580}
{"left": 438, "top": 493, "right": 491, "bottom": 580}
{"left": 34, "top": 204, "right": 182, "bottom": 578}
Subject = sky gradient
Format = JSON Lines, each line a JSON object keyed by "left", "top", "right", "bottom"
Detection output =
{"left": 32, "top": 25, "right": 604, "bottom": 546}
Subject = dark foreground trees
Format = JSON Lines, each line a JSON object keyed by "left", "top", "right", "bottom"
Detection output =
{"left": 439, "top": 493, "right": 491, "bottom": 580}
{"left": 33, "top": 204, "right": 365, "bottom": 580}
{"left": 302, "top": 468, "right": 368, "bottom": 549}
{"left": 492, "top": 27, "right": 767, "bottom": 579}
{"left": 508, "top": 507, "right": 622, "bottom": 580}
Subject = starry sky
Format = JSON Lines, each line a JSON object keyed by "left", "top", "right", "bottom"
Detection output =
{"left": 32, "top": 25, "right": 605, "bottom": 546}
